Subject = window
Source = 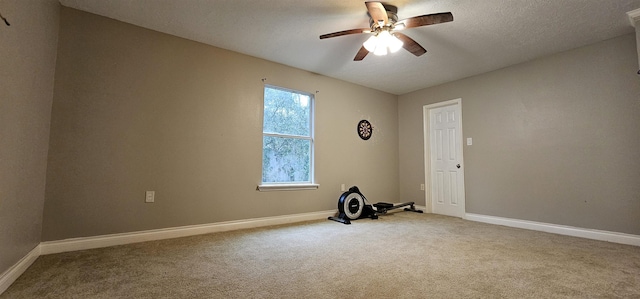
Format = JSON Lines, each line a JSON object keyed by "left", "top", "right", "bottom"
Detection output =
{"left": 259, "top": 85, "right": 316, "bottom": 190}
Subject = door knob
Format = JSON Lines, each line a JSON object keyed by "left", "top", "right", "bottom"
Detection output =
{"left": 456, "top": 164, "right": 461, "bottom": 168}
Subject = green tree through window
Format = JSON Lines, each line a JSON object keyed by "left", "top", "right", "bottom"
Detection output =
{"left": 262, "top": 85, "right": 314, "bottom": 183}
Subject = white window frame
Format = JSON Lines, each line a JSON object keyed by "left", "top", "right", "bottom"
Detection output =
{"left": 258, "top": 85, "right": 318, "bottom": 191}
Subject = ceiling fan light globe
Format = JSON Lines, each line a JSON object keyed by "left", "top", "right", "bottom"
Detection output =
{"left": 373, "top": 45, "right": 387, "bottom": 56}
{"left": 377, "top": 30, "right": 392, "bottom": 44}
{"left": 388, "top": 35, "right": 403, "bottom": 53}
{"left": 363, "top": 35, "right": 378, "bottom": 52}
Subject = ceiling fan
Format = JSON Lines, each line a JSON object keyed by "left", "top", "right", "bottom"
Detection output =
{"left": 319, "top": 1, "right": 453, "bottom": 61}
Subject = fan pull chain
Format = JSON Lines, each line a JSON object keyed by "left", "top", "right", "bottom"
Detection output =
{"left": 0, "top": 12, "right": 9, "bottom": 26}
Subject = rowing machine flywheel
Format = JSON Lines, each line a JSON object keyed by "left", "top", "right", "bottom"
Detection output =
{"left": 342, "top": 191, "right": 364, "bottom": 219}
{"left": 329, "top": 186, "right": 377, "bottom": 224}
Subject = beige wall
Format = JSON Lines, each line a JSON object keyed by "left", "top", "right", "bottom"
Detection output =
{"left": 399, "top": 34, "right": 640, "bottom": 235}
{"left": 41, "top": 8, "right": 399, "bottom": 241}
{"left": 0, "top": 0, "right": 59, "bottom": 273}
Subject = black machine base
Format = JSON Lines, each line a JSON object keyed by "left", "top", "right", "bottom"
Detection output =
{"left": 328, "top": 186, "right": 423, "bottom": 225}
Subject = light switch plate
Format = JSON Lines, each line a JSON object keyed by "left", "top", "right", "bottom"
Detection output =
{"left": 145, "top": 191, "right": 155, "bottom": 203}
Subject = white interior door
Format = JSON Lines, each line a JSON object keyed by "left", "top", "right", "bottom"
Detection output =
{"left": 424, "top": 99, "right": 465, "bottom": 218}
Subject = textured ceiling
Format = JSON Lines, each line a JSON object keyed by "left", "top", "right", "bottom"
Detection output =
{"left": 58, "top": 0, "right": 640, "bottom": 95}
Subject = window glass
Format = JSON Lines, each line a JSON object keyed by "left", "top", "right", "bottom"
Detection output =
{"left": 263, "top": 87, "right": 310, "bottom": 136}
{"left": 262, "top": 136, "right": 311, "bottom": 183}
{"left": 262, "top": 86, "right": 313, "bottom": 184}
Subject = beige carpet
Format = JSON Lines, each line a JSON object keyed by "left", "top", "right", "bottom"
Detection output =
{"left": 3, "top": 212, "right": 640, "bottom": 298}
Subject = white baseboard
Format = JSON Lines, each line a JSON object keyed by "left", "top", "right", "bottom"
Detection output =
{"left": 0, "top": 245, "right": 40, "bottom": 295}
{"left": 465, "top": 213, "right": 640, "bottom": 246}
{"left": 40, "top": 209, "right": 336, "bottom": 255}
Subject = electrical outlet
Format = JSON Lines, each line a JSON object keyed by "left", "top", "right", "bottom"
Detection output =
{"left": 420, "top": 184, "right": 425, "bottom": 191}
{"left": 145, "top": 191, "right": 155, "bottom": 203}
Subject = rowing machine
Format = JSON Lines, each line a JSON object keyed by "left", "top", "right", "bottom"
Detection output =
{"left": 328, "top": 186, "right": 423, "bottom": 224}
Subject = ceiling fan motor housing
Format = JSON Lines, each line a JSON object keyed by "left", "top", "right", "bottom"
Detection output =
{"left": 369, "top": 5, "right": 399, "bottom": 30}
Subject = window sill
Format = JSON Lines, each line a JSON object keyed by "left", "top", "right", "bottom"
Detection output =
{"left": 257, "top": 184, "right": 319, "bottom": 192}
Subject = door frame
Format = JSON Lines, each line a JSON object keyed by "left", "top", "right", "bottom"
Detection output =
{"left": 422, "top": 98, "right": 466, "bottom": 216}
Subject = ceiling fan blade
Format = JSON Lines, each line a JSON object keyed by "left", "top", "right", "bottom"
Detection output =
{"left": 365, "top": 1, "right": 388, "bottom": 26}
{"left": 396, "top": 12, "right": 453, "bottom": 29}
{"left": 320, "top": 28, "right": 370, "bottom": 39}
{"left": 394, "top": 32, "right": 427, "bottom": 56}
{"left": 354, "top": 45, "right": 369, "bottom": 61}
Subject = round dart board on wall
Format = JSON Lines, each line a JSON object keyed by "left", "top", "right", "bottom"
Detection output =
{"left": 357, "top": 120, "right": 373, "bottom": 140}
